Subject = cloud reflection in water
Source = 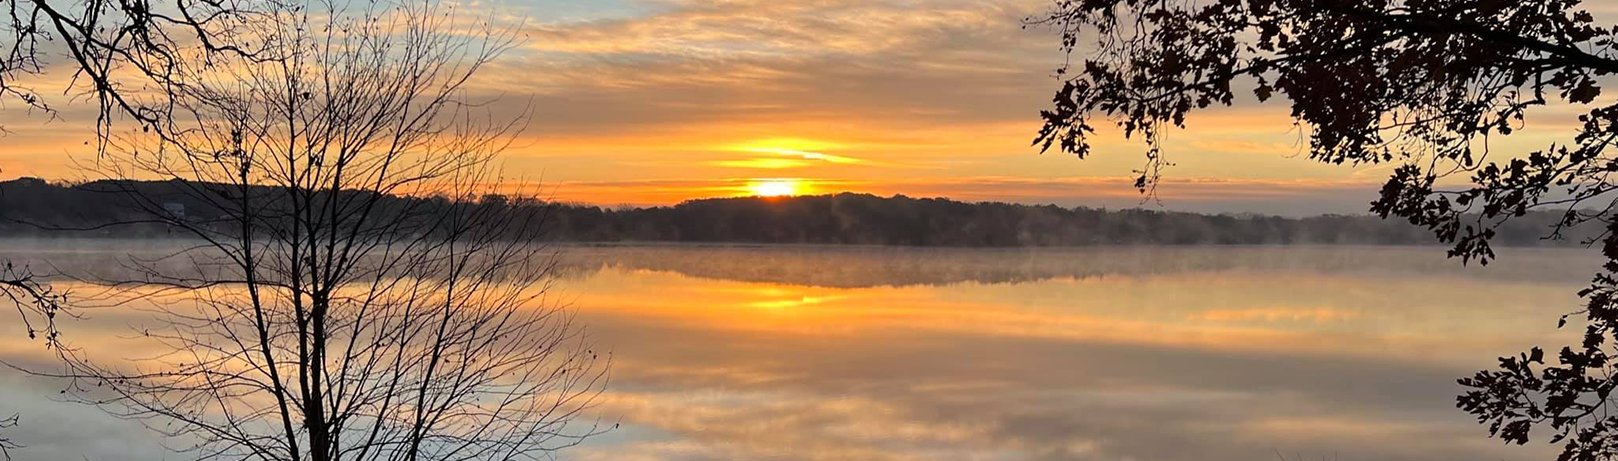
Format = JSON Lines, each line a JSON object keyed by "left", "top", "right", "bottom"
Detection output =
{"left": 0, "top": 244, "right": 1583, "bottom": 460}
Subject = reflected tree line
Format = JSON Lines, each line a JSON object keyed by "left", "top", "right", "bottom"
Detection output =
{"left": 0, "top": 177, "right": 1601, "bottom": 247}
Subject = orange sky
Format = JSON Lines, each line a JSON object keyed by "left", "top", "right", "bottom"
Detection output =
{"left": 0, "top": 0, "right": 1609, "bottom": 215}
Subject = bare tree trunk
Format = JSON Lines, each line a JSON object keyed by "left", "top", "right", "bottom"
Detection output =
{"left": 21, "top": 2, "right": 610, "bottom": 461}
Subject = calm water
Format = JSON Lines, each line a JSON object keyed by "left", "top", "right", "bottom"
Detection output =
{"left": 0, "top": 241, "right": 1592, "bottom": 460}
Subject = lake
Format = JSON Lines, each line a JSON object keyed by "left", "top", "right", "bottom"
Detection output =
{"left": 0, "top": 241, "right": 1588, "bottom": 460}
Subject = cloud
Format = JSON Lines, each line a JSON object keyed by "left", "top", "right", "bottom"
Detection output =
{"left": 6, "top": 0, "right": 1610, "bottom": 213}
{"left": 0, "top": 244, "right": 1581, "bottom": 461}
{"left": 548, "top": 258, "right": 1571, "bottom": 461}
{"left": 709, "top": 158, "right": 816, "bottom": 169}
{"left": 739, "top": 148, "right": 863, "bottom": 165}
{"left": 470, "top": 0, "right": 1063, "bottom": 138}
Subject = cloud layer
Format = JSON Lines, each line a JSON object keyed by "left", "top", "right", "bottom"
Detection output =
{"left": 0, "top": 0, "right": 1609, "bottom": 213}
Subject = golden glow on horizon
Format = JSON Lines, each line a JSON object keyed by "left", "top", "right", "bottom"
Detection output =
{"left": 741, "top": 147, "right": 862, "bottom": 165}
{"left": 748, "top": 179, "right": 802, "bottom": 197}
{"left": 713, "top": 158, "right": 813, "bottom": 169}
{"left": 722, "top": 138, "right": 864, "bottom": 169}
{"left": 730, "top": 138, "right": 845, "bottom": 153}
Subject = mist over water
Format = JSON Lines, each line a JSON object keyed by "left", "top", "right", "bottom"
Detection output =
{"left": 0, "top": 240, "right": 1583, "bottom": 460}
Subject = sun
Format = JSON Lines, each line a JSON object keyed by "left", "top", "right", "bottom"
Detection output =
{"left": 748, "top": 180, "right": 800, "bottom": 197}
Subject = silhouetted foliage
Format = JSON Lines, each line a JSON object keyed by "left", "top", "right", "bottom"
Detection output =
{"left": 0, "top": 260, "right": 66, "bottom": 348}
{"left": 1030, "top": 0, "right": 1618, "bottom": 457}
{"left": 3, "top": 0, "right": 263, "bottom": 147}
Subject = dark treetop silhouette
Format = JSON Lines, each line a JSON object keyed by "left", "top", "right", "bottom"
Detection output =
{"left": 1030, "top": 0, "right": 1618, "bottom": 458}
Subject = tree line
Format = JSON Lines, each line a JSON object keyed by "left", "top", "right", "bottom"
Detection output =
{"left": 1, "top": 177, "right": 1597, "bottom": 247}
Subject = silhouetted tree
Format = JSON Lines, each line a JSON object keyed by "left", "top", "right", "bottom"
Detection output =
{"left": 23, "top": 2, "right": 609, "bottom": 461}
{"left": 1029, "top": 0, "right": 1618, "bottom": 457}
{"left": 0, "top": 221, "right": 70, "bottom": 460}
{"left": 1, "top": 11, "right": 261, "bottom": 451}
{"left": 0, "top": 413, "right": 15, "bottom": 460}
{"left": 0, "top": 261, "right": 66, "bottom": 348}
{"left": 3, "top": 0, "right": 266, "bottom": 144}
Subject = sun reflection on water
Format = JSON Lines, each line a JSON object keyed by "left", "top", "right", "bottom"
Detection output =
{"left": 0, "top": 245, "right": 1578, "bottom": 461}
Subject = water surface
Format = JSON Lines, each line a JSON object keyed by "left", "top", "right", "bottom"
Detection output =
{"left": 0, "top": 242, "right": 1587, "bottom": 460}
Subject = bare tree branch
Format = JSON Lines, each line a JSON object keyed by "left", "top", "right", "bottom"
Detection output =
{"left": 13, "top": 2, "right": 610, "bottom": 461}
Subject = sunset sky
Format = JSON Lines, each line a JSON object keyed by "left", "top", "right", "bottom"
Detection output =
{"left": 0, "top": 0, "right": 1607, "bottom": 215}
